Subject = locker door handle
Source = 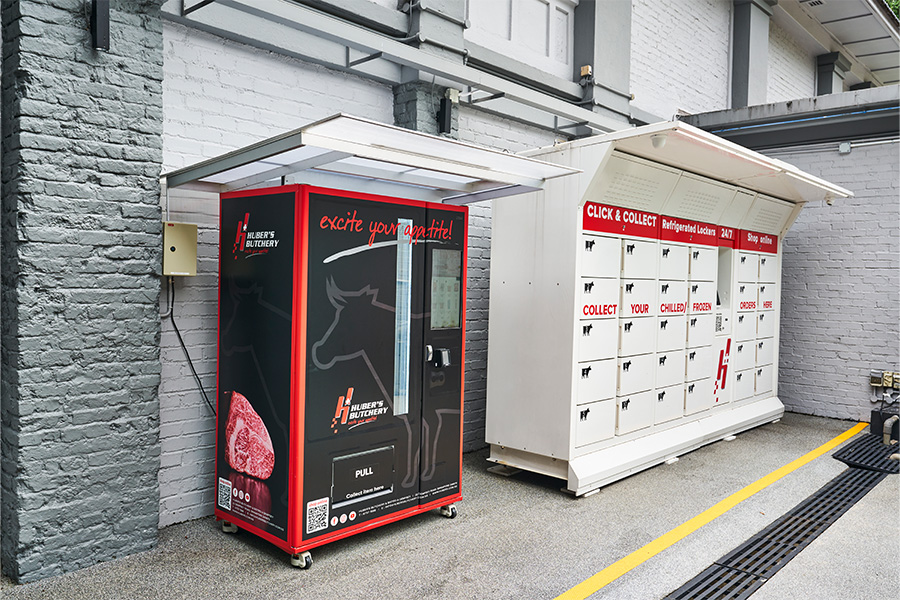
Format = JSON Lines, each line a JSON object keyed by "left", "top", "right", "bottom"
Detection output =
{"left": 428, "top": 347, "right": 451, "bottom": 368}
{"left": 426, "top": 345, "right": 433, "bottom": 363}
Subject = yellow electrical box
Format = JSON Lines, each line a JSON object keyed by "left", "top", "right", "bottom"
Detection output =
{"left": 163, "top": 221, "right": 198, "bottom": 276}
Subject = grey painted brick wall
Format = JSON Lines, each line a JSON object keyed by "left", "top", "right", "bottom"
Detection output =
{"left": 1, "top": 0, "right": 164, "bottom": 582}
{"left": 766, "top": 140, "right": 900, "bottom": 420}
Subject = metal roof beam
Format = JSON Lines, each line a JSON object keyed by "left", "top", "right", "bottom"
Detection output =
{"left": 222, "top": 150, "right": 354, "bottom": 191}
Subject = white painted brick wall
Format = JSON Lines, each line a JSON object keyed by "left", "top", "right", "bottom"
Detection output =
{"left": 765, "top": 140, "right": 900, "bottom": 421}
{"left": 630, "top": 0, "right": 732, "bottom": 119}
{"left": 767, "top": 19, "right": 815, "bottom": 103}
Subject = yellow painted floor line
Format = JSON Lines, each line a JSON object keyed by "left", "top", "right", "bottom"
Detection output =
{"left": 554, "top": 421, "right": 869, "bottom": 600}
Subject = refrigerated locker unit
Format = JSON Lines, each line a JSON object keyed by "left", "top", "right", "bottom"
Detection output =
{"left": 215, "top": 185, "right": 467, "bottom": 566}
{"left": 485, "top": 121, "right": 852, "bottom": 496}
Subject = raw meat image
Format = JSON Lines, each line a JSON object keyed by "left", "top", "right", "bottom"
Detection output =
{"left": 225, "top": 391, "right": 275, "bottom": 479}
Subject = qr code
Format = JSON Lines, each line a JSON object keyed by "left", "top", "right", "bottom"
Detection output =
{"left": 218, "top": 477, "right": 232, "bottom": 511}
{"left": 306, "top": 498, "right": 329, "bottom": 534}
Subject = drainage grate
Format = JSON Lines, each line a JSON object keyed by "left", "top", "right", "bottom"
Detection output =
{"left": 663, "top": 466, "right": 887, "bottom": 599}
{"left": 833, "top": 433, "right": 899, "bottom": 474}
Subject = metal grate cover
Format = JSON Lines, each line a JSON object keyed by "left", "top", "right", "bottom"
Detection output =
{"left": 664, "top": 466, "right": 887, "bottom": 599}
{"left": 833, "top": 433, "right": 900, "bottom": 474}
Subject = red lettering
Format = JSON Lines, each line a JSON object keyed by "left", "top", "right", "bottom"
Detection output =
{"left": 631, "top": 303, "right": 649, "bottom": 314}
{"left": 693, "top": 302, "right": 712, "bottom": 312}
{"left": 740, "top": 301, "right": 757, "bottom": 310}
{"left": 763, "top": 301, "right": 773, "bottom": 309}
{"left": 583, "top": 304, "right": 617, "bottom": 316}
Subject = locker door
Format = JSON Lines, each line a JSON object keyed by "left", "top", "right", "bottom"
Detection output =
{"left": 303, "top": 190, "right": 428, "bottom": 540}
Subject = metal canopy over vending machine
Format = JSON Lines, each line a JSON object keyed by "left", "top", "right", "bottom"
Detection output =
{"left": 161, "top": 115, "right": 579, "bottom": 567}
{"left": 485, "top": 121, "right": 853, "bottom": 496}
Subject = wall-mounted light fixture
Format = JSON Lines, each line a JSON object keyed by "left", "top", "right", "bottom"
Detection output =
{"left": 91, "top": 0, "right": 110, "bottom": 51}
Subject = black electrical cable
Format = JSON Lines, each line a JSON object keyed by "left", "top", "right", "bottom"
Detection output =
{"left": 169, "top": 277, "right": 216, "bottom": 416}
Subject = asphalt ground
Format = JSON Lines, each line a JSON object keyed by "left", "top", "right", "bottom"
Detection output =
{"left": 2, "top": 412, "right": 897, "bottom": 600}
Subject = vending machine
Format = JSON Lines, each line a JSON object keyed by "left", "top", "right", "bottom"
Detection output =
{"left": 215, "top": 185, "right": 466, "bottom": 567}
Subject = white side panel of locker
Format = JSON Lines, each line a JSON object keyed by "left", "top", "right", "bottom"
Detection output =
{"left": 619, "top": 317, "right": 658, "bottom": 356}
{"left": 660, "top": 173, "right": 736, "bottom": 224}
{"left": 758, "top": 283, "right": 776, "bottom": 311}
{"left": 618, "top": 353, "right": 656, "bottom": 395}
{"left": 654, "top": 384, "right": 684, "bottom": 424}
{"left": 758, "top": 255, "right": 778, "bottom": 283}
{"left": 657, "top": 316, "right": 687, "bottom": 351}
{"left": 734, "top": 368, "right": 755, "bottom": 400}
{"left": 719, "top": 191, "right": 756, "bottom": 228}
{"left": 732, "top": 339, "right": 756, "bottom": 371}
{"left": 684, "top": 377, "right": 714, "bottom": 415}
{"left": 736, "top": 252, "right": 759, "bottom": 282}
{"left": 736, "top": 283, "right": 758, "bottom": 312}
{"left": 622, "top": 239, "right": 659, "bottom": 280}
{"left": 741, "top": 195, "right": 793, "bottom": 235}
{"left": 621, "top": 279, "right": 658, "bottom": 317}
{"left": 581, "top": 234, "right": 621, "bottom": 278}
{"left": 756, "top": 337, "right": 775, "bottom": 366}
{"left": 616, "top": 390, "right": 655, "bottom": 435}
{"left": 685, "top": 346, "right": 714, "bottom": 382}
{"left": 576, "top": 359, "right": 617, "bottom": 404}
{"left": 578, "top": 319, "right": 619, "bottom": 362}
{"left": 574, "top": 399, "right": 616, "bottom": 448}
{"left": 688, "top": 281, "right": 716, "bottom": 314}
{"left": 687, "top": 314, "right": 716, "bottom": 348}
{"left": 658, "top": 280, "right": 688, "bottom": 312}
{"left": 658, "top": 243, "right": 689, "bottom": 280}
{"left": 755, "top": 365, "right": 774, "bottom": 396}
{"left": 590, "top": 152, "right": 681, "bottom": 215}
{"left": 735, "top": 312, "right": 756, "bottom": 341}
{"left": 581, "top": 278, "right": 620, "bottom": 312}
{"left": 656, "top": 349, "right": 686, "bottom": 388}
{"left": 689, "top": 247, "right": 717, "bottom": 281}
{"left": 757, "top": 311, "right": 776, "bottom": 338}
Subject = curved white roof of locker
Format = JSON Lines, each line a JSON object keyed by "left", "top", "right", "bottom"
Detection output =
{"left": 522, "top": 120, "right": 854, "bottom": 205}
{"left": 161, "top": 114, "right": 581, "bottom": 205}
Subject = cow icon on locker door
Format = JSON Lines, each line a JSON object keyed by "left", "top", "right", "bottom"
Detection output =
{"left": 580, "top": 408, "right": 590, "bottom": 421}
{"left": 581, "top": 366, "right": 592, "bottom": 378}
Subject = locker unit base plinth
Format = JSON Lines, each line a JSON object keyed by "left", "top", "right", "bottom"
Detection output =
{"left": 488, "top": 396, "right": 784, "bottom": 496}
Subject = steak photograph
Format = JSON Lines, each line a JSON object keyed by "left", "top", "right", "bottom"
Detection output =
{"left": 225, "top": 391, "right": 275, "bottom": 479}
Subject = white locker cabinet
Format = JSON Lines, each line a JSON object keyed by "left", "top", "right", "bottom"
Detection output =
{"left": 689, "top": 247, "right": 717, "bottom": 281}
{"left": 486, "top": 122, "right": 850, "bottom": 497}
{"left": 576, "top": 359, "right": 617, "bottom": 404}
{"left": 616, "top": 390, "right": 655, "bottom": 435}
{"left": 737, "top": 252, "right": 759, "bottom": 282}
{"left": 574, "top": 399, "right": 616, "bottom": 448}
{"left": 685, "top": 346, "right": 714, "bottom": 382}
{"left": 582, "top": 234, "right": 622, "bottom": 278}
{"left": 734, "top": 369, "right": 755, "bottom": 400}
{"left": 578, "top": 319, "right": 619, "bottom": 361}
{"left": 581, "top": 278, "right": 620, "bottom": 313}
{"left": 756, "top": 338, "right": 775, "bottom": 366}
{"left": 621, "top": 279, "right": 658, "bottom": 317}
{"left": 687, "top": 314, "right": 716, "bottom": 348}
{"left": 758, "top": 283, "right": 776, "bottom": 311}
{"left": 618, "top": 353, "right": 656, "bottom": 395}
{"left": 688, "top": 281, "right": 715, "bottom": 314}
{"left": 735, "top": 313, "right": 756, "bottom": 341}
{"left": 757, "top": 311, "right": 776, "bottom": 338}
{"left": 659, "top": 243, "right": 689, "bottom": 280}
{"left": 755, "top": 365, "right": 774, "bottom": 396}
{"left": 622, "top": 239, "right": 659, "bottom": 280}
{"left": 620, "top": 316, "right": 658, "bottom": 356}
{"left": 657, "top": 316, "right": 687, "bottom": 351}
{"left": 684, "top": 377, "right": 714, "bottom": 415}
{"left": 654, "top": 384, "right": 684, "bottom": 424}
{"left": 732, "top": 340, "right": 756, "bottom": 372}
{"left": 758, "top": 255, "right": 778, "bottom": 282}
{"left": 656, "top": 350, "right": 686, "bottom": 388}
{"left": 736, "top": 283, "right": 758, "bottom": 312}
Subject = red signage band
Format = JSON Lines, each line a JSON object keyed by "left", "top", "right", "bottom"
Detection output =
{"left": 718, "top": 226, "right": 736, "bottom": 248}
{"left": 659, "top": 215, "right": 717, "bottom": 246}
{"left": 584, "top": 202, "right": 659, "bottom": 240}
{"left": 738, "top": 229, "right": 778, "bottom": 254}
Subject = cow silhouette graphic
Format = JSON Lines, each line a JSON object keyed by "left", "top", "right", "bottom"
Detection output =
{"left": 626, "top": 244, "right": 635, "bottom": 255}
{"left": 584, "top": 281, "right": 595, "bottom": 293}
{"left": 625, "top": 283, "right": 634, "bottom": 293}
{"left": 692, "top": 251, "right": 699, "bottom": 259}
{"left": 580, "top": 408, "right": 590, "bottom": 421}
{"left": 659, "top": 355, "right": 667, "bottom": 366}
{"left": 689, "top": 351, "right": 696, "bottom": 361}
{"left": 583, "top": 323, "right": 593, "bottom": 336}
{"left": 691, "top": 318, "right": 697, "bottom": 327}
{"left": 658, "top": 391, "right": 666, "bottom": 401}
{"left": 660, "top": 320, "right": 668, "bottom": 330}
{"left": 688, "top": 384, "right": 695, "bottom": 393}
{"left": 624, "top": 322, "right": 633, "bottom": 333}
{"left": 661, "top": 283, "right": 669, "bottom": 293}
{"left": 621, "top": 399, "right": 631, "bottom": 410}
{"left": 622, "top": 361, "right": 631, "bottom": 372}
{"left": 662, "top": 248, "right": 670, "bottom": 258}
{"left": 585, "top": 240, "right": 595, "bottom": 251}
{"left": 581, "top": 366, "right": 592, "bottom": 379}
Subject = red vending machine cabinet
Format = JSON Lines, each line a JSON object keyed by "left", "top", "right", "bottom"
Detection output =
{"left": 215, "top": 185, "right": 466, "bottom": 565}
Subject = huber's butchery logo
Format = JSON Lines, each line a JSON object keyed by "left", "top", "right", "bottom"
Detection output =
{"left": 331, "top": 387, "right": 389, "bottom": 434}
{"left": 233, "top": 213, "right": 280, "bottom": 259}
